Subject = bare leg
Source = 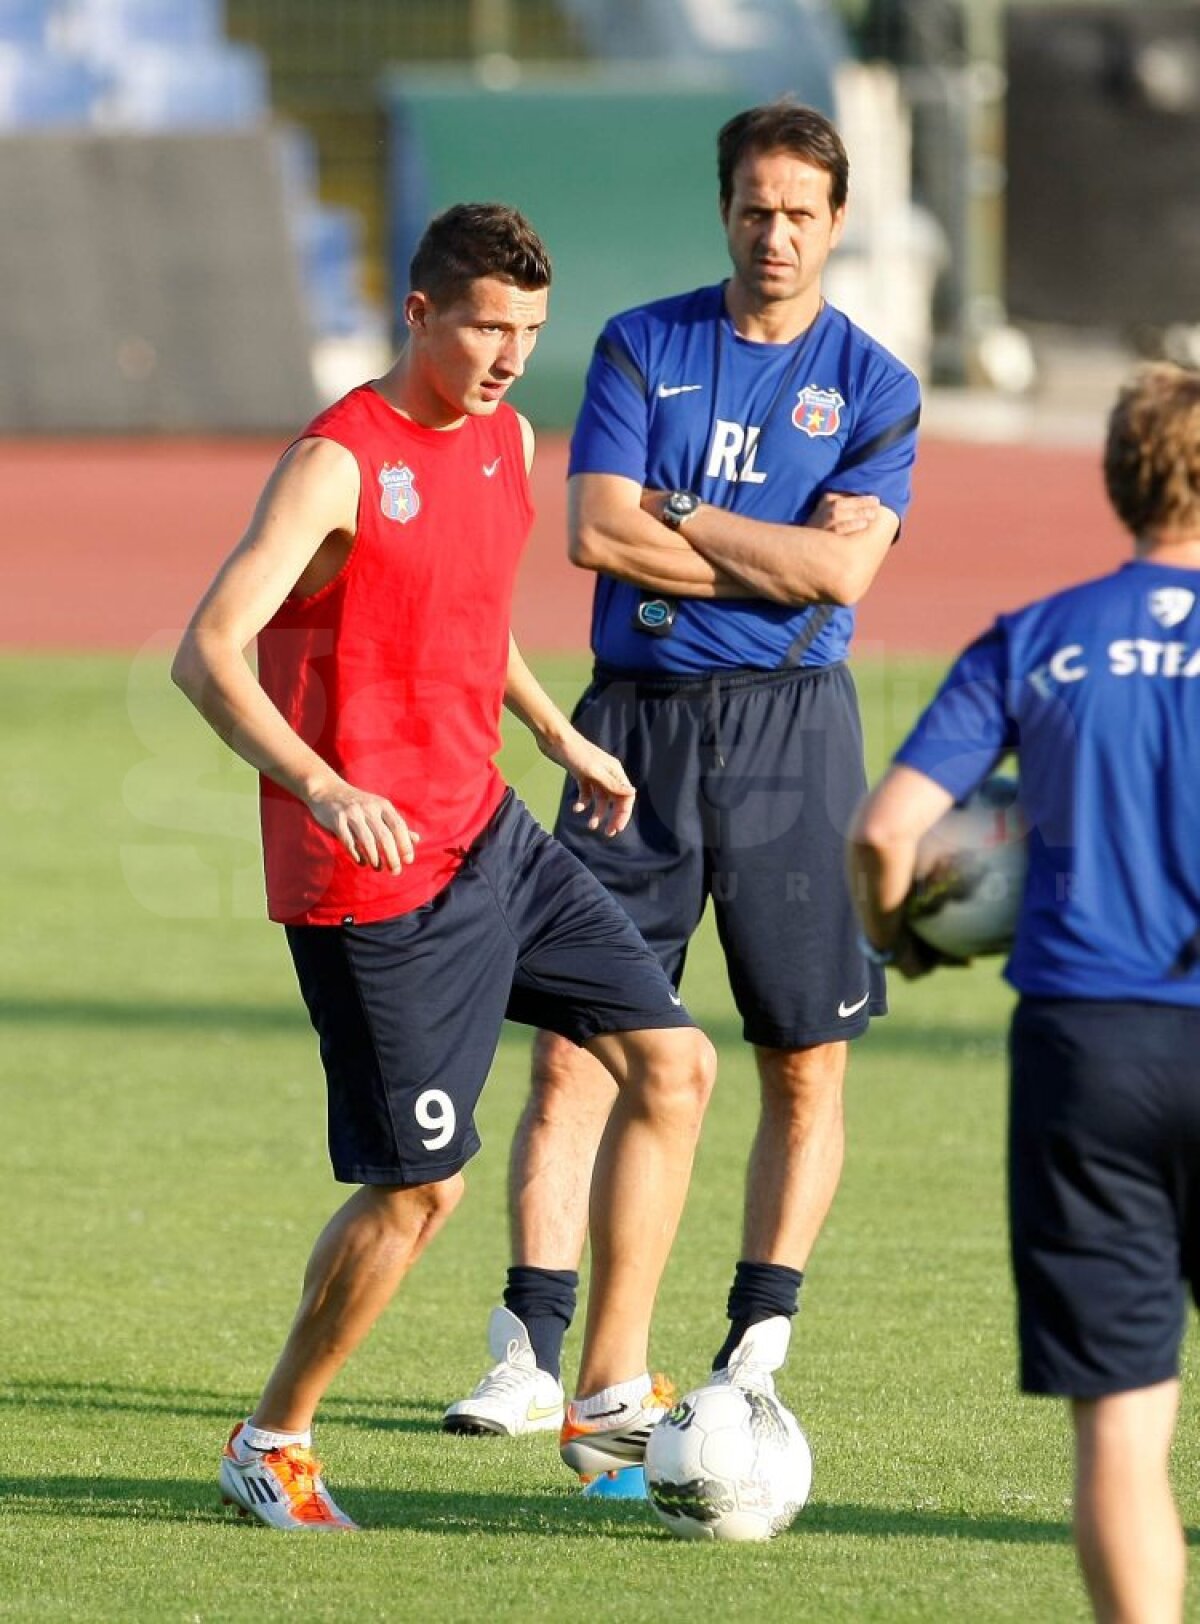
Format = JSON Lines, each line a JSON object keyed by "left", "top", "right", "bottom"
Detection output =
{"left": 508, "top": 1031, "right": 618, "bottom": 1267}
{"left": 573, "top": 1025, "right": 716, "bottom": 1396}
{"left": 743, "top": 1042, "right": 847, "bottom": 1265}
{"left": 1072, "top": 1380, "right": 1185, "bottom": 1624}
{"left": 253, "top": 1177, "right": 464, "bottom": 1432}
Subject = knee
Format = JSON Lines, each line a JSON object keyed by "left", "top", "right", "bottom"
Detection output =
{"left": 422, "top": 1171, "right": 466, "bottom": 1223}
{"left": 693, "top": 1031, "right": 718, "bottom": 1105}
{"left": 1072, "top": 1383, "right": 1180, "bottom": 1474}
{"left": 759, "top": 1042, "right": 846, "bottom": 1109}
{"left": 639, "top": 1029, "right": 717, "bottom": 1126}
{"left": 375, "top": 1171, "right": 465, "bottom": 1229}
{"left": 531, "top": 1030, "right": 616, "bottom": 1124}
{"left": 532, "top": 1028, "right": 582, "bottom": 1092}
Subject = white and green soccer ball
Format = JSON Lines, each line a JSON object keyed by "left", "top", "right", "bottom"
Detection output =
{"left": 906, "top": 774, "right": 1029, "bottom": 960}
{"left": 644, "top": 1382, "right": 812, "bottom": 1543}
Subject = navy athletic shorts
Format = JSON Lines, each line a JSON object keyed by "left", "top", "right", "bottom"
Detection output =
{"left": 1009, "top": 996, "right": 1200, "bottom": 1398}
{"left": 285, "top": 791, "right": 694, "bottom": 1187}
{"left": 551, "top": 661, "right": 885, "bottom": 1048}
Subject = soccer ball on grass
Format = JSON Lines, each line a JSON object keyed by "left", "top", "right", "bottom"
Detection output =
{"left": 644, "top": 1381, "right": 813, "bottom": 1542}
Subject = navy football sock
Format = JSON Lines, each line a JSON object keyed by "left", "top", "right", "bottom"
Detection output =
{"left": 503, "top": 1265, "right": 578, "bottom": 1383}
{"left": 712, "top": 1260, "right": 804, "bottom": 1371}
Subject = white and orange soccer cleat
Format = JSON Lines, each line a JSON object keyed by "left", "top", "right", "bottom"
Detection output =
{"left": 559, "top": 1373, "right": 676, "bottom": 1482}
{"left": 219, "top": 1423, "right": 358, "bottom": 1532}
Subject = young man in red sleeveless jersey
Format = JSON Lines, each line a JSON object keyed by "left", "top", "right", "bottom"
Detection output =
{"left": 173, "top": 203, "right": 715, "bottom": 1530}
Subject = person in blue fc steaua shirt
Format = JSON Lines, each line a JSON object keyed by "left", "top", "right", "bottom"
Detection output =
{"left": 848, "top": 362, "right": 1200, "bottom": 1624}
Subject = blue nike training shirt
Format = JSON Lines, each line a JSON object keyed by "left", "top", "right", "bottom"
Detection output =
{"left": 896, "top": 561, "right": 1200, "bottom": 1005}
{"left": 569, "top": 284, "right": 921, "bottom": 674}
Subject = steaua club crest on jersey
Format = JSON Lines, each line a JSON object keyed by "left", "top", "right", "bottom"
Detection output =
{"left": 379, "top": 462, "right": 420, "bottom": 523}
{"left": 1148, "top": 586, "right": 1195, "bottom": 629}
{"left": 792, "top": 385, "right": 845, "bottom": 438}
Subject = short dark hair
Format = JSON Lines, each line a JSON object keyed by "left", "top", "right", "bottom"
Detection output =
{"left": 408, "top": 202, "right": 552, "bottom": 306}
{"left": 1104, "top": 362, "right": 1200, "bottom": 538}
{"left": 717, "top": 100, "right": 849, "bottom": 214}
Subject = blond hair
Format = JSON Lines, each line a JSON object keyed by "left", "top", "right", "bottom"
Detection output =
{"left": 1104, "top": 363, "right": 1200, "bottom": 538}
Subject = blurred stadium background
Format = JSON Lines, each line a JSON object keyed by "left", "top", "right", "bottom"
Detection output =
{"left": 1, "top": 0, "right": 1197, "bottom": 646}
{"left": 5, "top": 14, "right": 1200, "bottom": 1611}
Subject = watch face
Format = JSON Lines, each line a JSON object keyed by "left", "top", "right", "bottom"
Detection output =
{"left": 666, "top": 491, "right": 699, "bottom": 523}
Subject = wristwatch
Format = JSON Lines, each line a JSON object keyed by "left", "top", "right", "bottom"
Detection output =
{"left": 661, "top": 490, "right": 702, "bottom": 531}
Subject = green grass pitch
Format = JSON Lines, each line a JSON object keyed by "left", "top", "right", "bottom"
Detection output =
{"left": 2, "top": 651, "right": 1197, "bottom": 1621}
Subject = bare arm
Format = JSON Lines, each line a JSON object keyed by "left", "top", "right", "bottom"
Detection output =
{"left": 170, "top": 435, "right": 418, "bottom": 873}
{"left": 507, "top": 420, "right": 634, "bottom": 832}
{"left": 517, "top": 409, "right": 536, "bottom": 474}
{"left": 641, "top": 487, "right": 899, "bottom": 607}
{"left": 568, "top": 473, "right": 755, "bottom": 597}
{"left": 570, "top": 471, "right": 897, "bottom": 606}
{"left": 846, "top": 764, "right": 955, "bottom": 974}
{"left": 504, "top": 635, "right": 635, "bottom": 835}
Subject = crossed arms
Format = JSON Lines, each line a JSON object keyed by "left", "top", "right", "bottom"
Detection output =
{"left": 568, "top": 473, "right": 900, "bottom": 606}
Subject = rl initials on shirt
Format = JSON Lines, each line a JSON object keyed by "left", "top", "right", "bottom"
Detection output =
{"left": 706, "top": 420, "right": 768, "bottom": 484}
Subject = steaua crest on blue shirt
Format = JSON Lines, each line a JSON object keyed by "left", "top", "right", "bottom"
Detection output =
{"left": 378, "top": 462, "right": 420, "bottom": 523}
{"left": 792, "top": 385, "right": 845, "bottom": 438}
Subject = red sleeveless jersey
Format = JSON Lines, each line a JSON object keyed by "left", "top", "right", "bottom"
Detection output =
{"left": 257, "top": 384, "right": 534, "bottom": 925}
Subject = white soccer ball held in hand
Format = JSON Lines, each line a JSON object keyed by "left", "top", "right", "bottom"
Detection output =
{"left": 905, "top": 774, "right": 1029, "bottom": 961}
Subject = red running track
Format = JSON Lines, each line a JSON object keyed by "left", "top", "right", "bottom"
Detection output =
{"left": 1, "top": 433, "right": 1126, "bottom": 657}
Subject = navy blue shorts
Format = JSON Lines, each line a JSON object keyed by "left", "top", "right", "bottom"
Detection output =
{"left": 285, "top": 791, "right": 694, "bottom": 1187}
{"left": 551, "top": 661, "right": 884, "bottom": 1048}
{"left": 1009, "top": 997, "right": 1200, "bottom": 1397}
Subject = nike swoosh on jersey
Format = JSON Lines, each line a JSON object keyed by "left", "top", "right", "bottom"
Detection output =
{"left": 838, "top": 991, "right": 870, "bottom": 1018}
{"left": 656, "top": 383, "right": 703, "bottom": 397}
{"left": 668, "top": 992, "right": 682, "bottom": 1006}
{"left": 483, "top": 458, "right": 502, "bottom": 476}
